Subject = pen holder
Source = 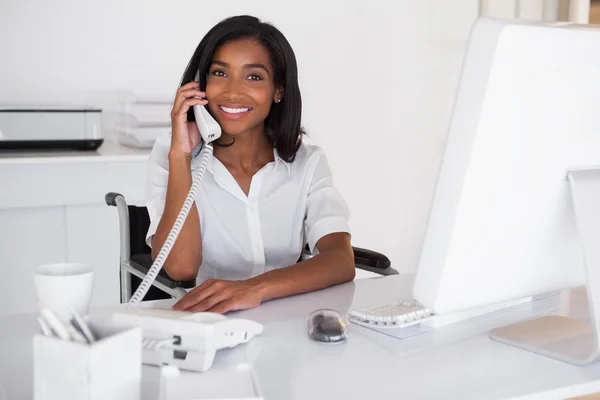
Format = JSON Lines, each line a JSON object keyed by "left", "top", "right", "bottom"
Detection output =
{"left": 33, "top": 320, "right": 142, "bottom": 400}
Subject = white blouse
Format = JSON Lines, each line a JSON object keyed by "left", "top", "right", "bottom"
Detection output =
{"left": 145, "top": 133, "right": 351, "bottom": 284}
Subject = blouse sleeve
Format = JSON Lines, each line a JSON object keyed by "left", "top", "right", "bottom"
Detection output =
{"left": 303, "top": 150, "right": 351, "bottom": 253}
{"left": 144, "top": 133, "right": 171, "bottom": 248}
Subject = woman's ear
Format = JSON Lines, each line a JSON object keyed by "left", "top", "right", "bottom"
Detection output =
{"left": 274, "top": 87, "right": 284, "bottom": 103}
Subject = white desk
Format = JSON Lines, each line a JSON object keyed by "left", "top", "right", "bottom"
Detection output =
{"left": 1, "top": 274, "right": 600, "bottom": 400}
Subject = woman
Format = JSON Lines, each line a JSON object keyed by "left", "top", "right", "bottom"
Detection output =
{"left": 145, "top": 15, "right": 354, "bottom": 314}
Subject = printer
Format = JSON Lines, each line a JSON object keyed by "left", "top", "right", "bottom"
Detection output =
{"left": 0, "top": 106, "right": 103, "bottom": 151}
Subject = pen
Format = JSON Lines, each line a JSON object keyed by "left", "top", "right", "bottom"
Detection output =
{"left": 37, "top": 316, "right": 54, "bottom": 337}
{"left": 40, "top": 308, "right": 70, "bottom": 341}
{"left": 69, "top": 305, "right": 96, "bottom": 344}
{"left": 67, "top": 321, "right": 88, "bottom": 344}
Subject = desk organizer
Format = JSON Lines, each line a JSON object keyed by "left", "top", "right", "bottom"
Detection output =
{"left": 33, "top": 320, "right": 142, "bottom": 400}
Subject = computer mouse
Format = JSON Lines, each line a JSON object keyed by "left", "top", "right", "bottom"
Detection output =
{"left": 307, "top": 309, "right": 348, "bottom": 343}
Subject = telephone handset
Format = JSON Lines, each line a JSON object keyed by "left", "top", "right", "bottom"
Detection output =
{"left": 128, "top": 71, "right": 221, "bottom": 305}
{"left": 193, "top": 96, "right": 221, "bottom": 144}
{"left": 111, "top": 73, "right": 262, "bottom": 373}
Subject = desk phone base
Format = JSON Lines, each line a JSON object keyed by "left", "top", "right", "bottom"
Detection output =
{"left": 111, "top": 307, "right": 263, "bottom": 372}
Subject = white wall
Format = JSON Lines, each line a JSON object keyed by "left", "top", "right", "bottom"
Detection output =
{"left": 0, "top": 0, "right": 482, "bottom": 273}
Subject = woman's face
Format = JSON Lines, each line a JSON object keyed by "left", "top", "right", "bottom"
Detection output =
{"left": 205, "top": 38, "right": 282, "bottom": 137}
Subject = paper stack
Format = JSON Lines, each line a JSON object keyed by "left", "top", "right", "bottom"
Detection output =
{"left": 116, "top": 101, "right": 172, "bottom": 149}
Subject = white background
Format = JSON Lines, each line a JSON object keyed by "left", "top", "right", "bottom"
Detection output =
{"left": 0, "top": 0, "right": 554, "bottom": 273}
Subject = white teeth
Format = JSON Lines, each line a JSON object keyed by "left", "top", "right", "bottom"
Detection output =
{"left": 220, "top": 106, "right": 250, "bottom": 114}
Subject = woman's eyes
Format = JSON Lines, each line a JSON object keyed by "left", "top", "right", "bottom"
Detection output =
{"left": 210, "top": 70, "right": 262, "bottom": 81}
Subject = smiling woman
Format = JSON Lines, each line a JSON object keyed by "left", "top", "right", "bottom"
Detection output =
{"left": 181, "top": 15, "right": 303, "bottom": 162}
{"left": 205, "top": 39, "right": 283, "bottom": 143}
{"left": 144, "top": 15, "right": 356, "bottom": 314}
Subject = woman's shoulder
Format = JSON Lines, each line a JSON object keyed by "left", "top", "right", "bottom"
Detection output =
{"left": 147, "top": 132, "right": 173, "bottom": 170}
{"left": 283, "top": 140, "right": 333, "bottom": 182}
{"left": 290, "top": 140, "right": 327, "bottom": 166}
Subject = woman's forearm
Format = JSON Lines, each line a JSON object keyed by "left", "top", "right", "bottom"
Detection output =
{"left": 248, "top": 242, "right": 355, "bottom": 302}
{"left": 152, "top": 152, "right": 202, "bottom": 281}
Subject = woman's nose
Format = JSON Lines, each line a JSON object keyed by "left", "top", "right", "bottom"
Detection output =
{"left": 223, "top": 79, "right": 245, "bottom": 98}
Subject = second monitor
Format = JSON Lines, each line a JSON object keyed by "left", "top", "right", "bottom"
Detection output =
{"left": 409, "top": 17, "right": 600, "bottom": 364}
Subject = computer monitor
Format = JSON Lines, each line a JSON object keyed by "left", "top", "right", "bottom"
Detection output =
{"left": 411, "top": 17, "right": 600, "bottom": 364}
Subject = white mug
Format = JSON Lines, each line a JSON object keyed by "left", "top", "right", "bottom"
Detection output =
{"left": 33, "top": 263, "right": 94, "bottom": 322}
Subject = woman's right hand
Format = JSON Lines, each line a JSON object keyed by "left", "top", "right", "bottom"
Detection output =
{"left": 170, "top": 81, "right": 208, "bottom": 157}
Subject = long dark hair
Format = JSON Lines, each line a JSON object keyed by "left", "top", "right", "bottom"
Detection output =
{"left": 181, "top": 15, "right": 304, "bottom": 162}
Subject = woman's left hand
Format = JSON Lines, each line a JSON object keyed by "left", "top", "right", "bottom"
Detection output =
{"left": 171, "top": 279, "right": 266, "bottom": 313}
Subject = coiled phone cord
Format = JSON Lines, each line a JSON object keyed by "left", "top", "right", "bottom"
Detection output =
{"left": 128, "top": 143, "right": 213, "bottom": 305}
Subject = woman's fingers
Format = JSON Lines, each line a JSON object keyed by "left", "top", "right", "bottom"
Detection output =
{"left": 207, "top": 299, "right": 237, "bottom": 314}
{"left": 176, "top": 80, "right": 202, "bottom": 100}
{"left": 172, "top": 281, "right": 216, "bottom": 310}
{"left": 172, "top": 98, "right": 208, "bottom": 118}
{"left": 173, "top": 89, "right": 206, "bottom": 113}
{"left": 179, "top": 80, "right": 200, "bottom": 91}
{"left": 187, "top": 291, "right": 231, "bottom": 313}
{"left": 178, "top": 88, "right": 206, "bottom": 101}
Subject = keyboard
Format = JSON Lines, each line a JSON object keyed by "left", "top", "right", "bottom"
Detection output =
{"left": 349, "top": 299, "right": 434, "bottom": 329}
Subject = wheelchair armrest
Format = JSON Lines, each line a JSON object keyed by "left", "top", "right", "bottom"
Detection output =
{"left": 352, "top": 246, "right": 398, "bottom": 276}
{"left": 130, "top": 254, "right": 197, "bottom": 289}
{"left": 105, "top": 192, "right": 123, "bottom": 207}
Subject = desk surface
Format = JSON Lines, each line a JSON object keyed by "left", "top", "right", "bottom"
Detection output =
{"left": 2, "top": 274, "right": 600, "bottom": 400}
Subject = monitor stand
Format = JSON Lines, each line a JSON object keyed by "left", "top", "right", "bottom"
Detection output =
{"left": 489, "top": 168, "right": 600, "bottom": 365}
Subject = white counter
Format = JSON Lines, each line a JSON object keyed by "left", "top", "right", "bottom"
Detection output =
{"left": 0, "top": 139, "right": 151, "bottom": 316}
{"left": 0, "top": 139, "right": 150, "bottom": 164}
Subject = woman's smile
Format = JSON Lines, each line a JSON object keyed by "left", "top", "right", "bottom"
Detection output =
{"left": 217, "top": 104, "right": 253, "bottom": 120}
